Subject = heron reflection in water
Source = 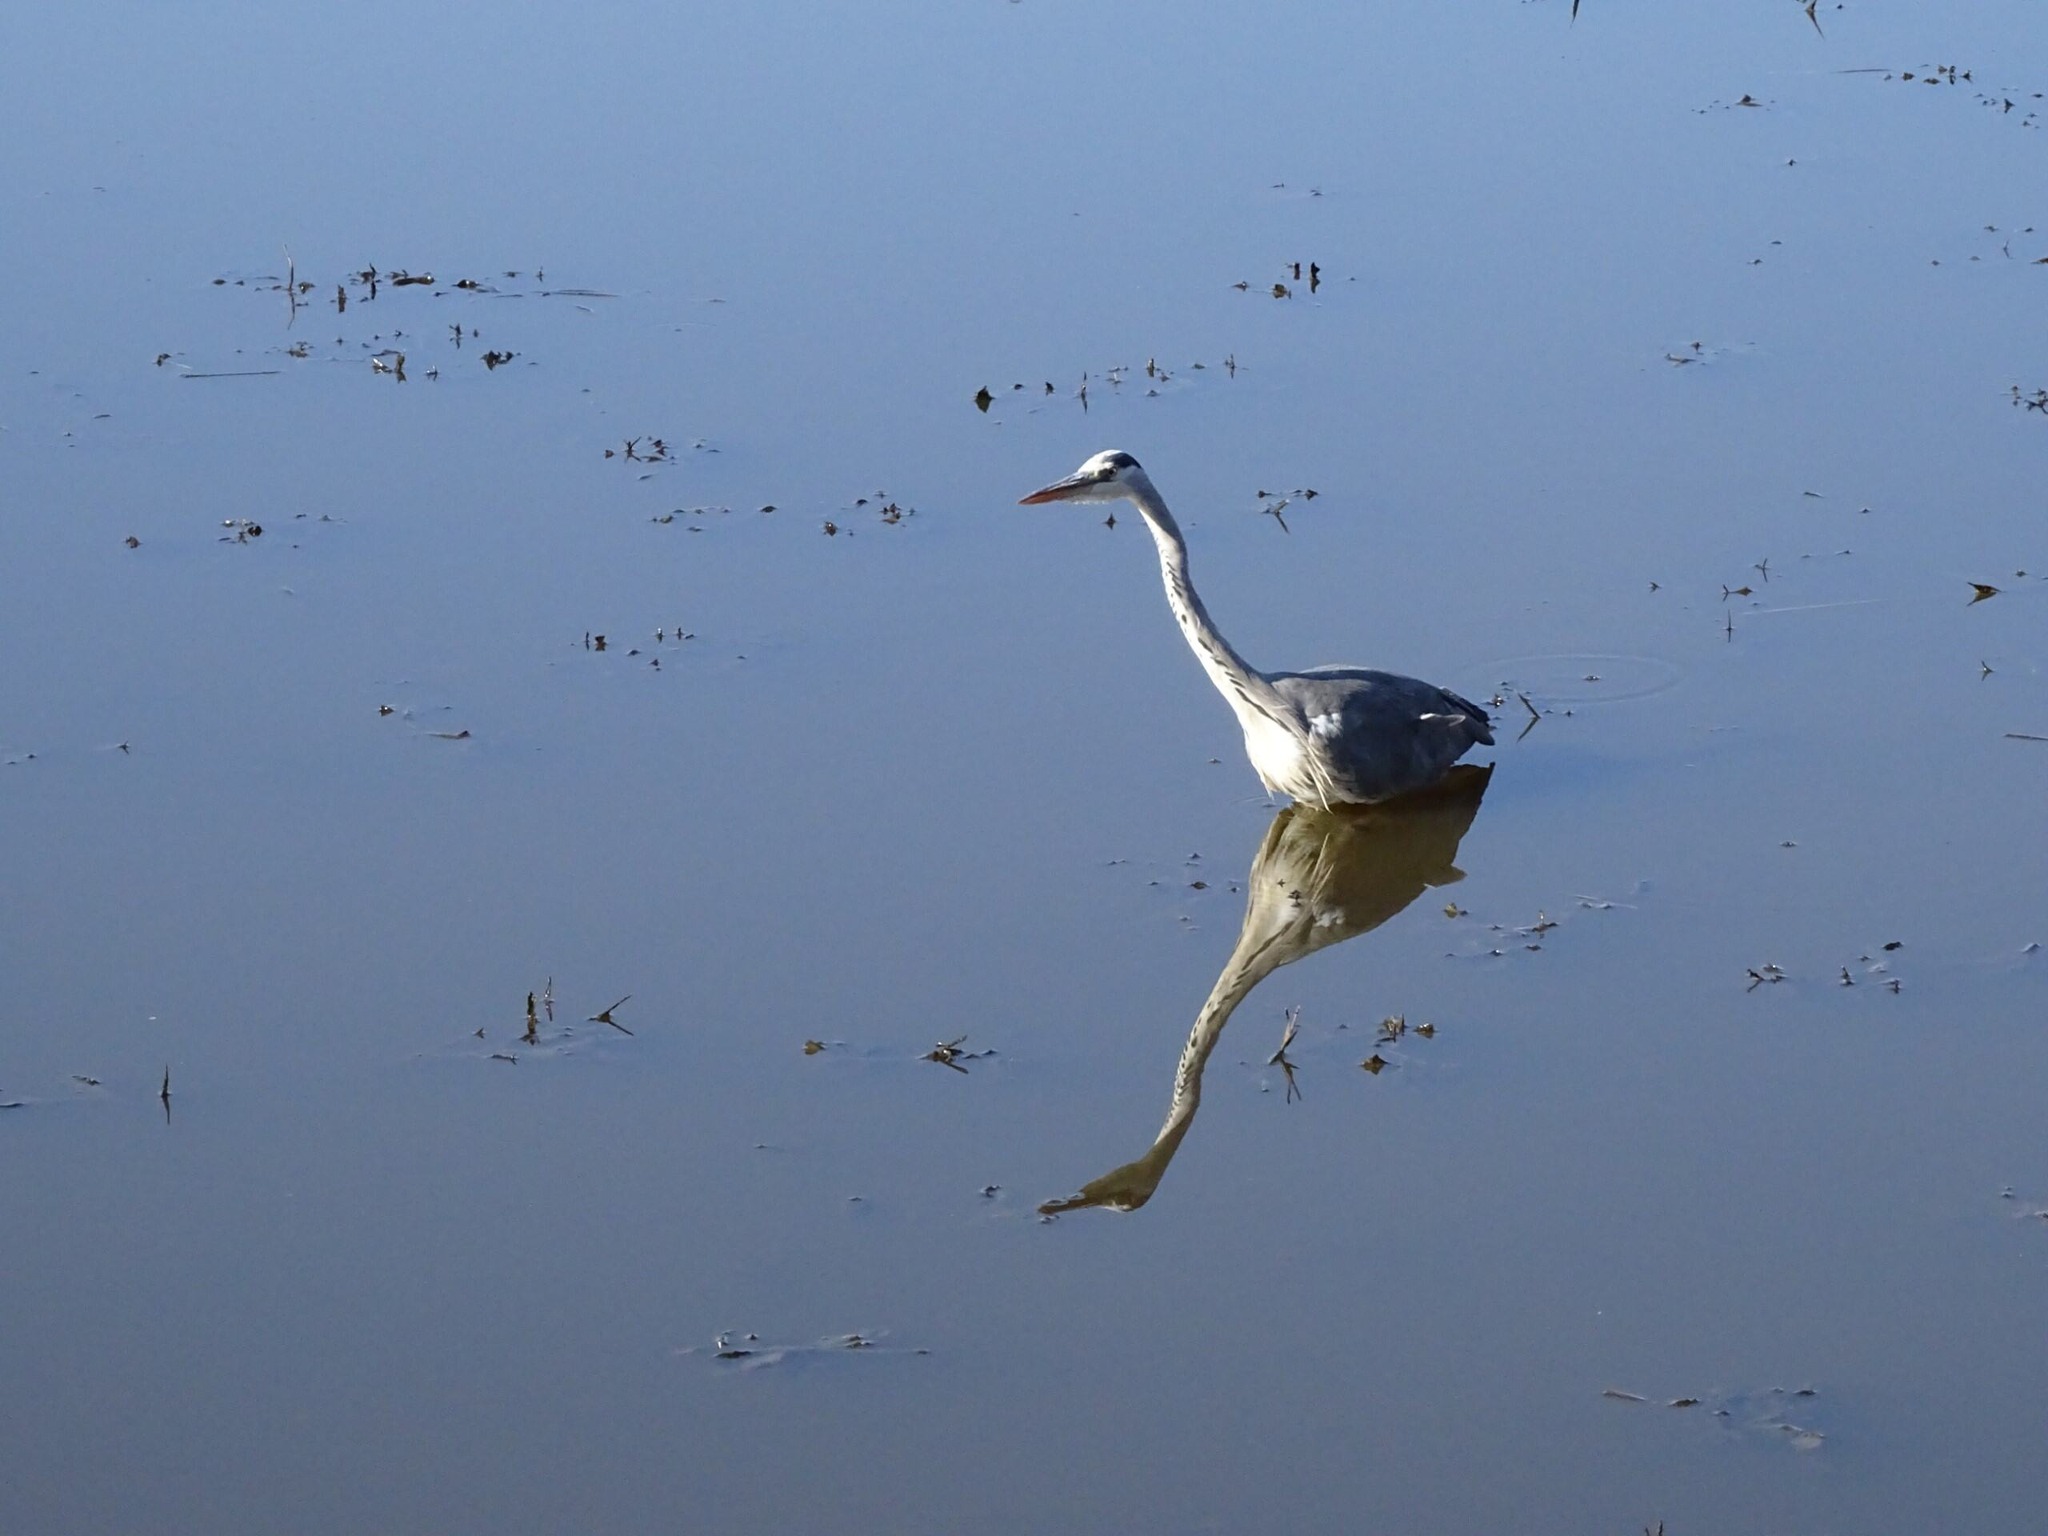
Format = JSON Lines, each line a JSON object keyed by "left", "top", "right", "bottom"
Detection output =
{"left": 1041, "top": 764, "right": 1491, "bottom": 1215}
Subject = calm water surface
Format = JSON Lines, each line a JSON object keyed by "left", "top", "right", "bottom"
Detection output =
{"left": 3, "top": 2, "right": 2045, "bottom": 1531}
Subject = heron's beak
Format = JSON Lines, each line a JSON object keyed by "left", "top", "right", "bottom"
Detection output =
{"left": 1018, "top": 472, "right": 1091, "bottom": 505}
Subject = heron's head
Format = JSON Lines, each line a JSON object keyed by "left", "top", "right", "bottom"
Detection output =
{"left": 1019, "top": 449, "right": 1147, "bottom": 506}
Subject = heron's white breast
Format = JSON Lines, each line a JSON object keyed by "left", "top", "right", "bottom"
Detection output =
{"left": 1240, "top": 711, "right": 1311, "bottom": 797}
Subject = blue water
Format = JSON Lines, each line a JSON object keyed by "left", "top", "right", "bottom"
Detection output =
{"left": 3, "top": 2, "right": 2045, "bottom": 1531}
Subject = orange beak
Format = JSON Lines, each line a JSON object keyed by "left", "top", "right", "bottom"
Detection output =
{"left": 1018, "top": 472, "right": 1092, "bottom": 505}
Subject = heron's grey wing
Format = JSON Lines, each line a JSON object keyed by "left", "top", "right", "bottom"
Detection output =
{"left": 1273, "top": 669, "right": 1493, "bottom": 802}
{"left": 1423, "top": 682, "right": 1495, "bottom": 746}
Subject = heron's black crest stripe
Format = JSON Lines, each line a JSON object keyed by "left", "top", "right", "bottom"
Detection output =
{"left": 1102, "top": 451, "right": 1138, "bottom": 469}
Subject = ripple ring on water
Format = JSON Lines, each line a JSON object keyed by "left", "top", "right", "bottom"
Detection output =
{"left": 1471, "top": 654, "right": 1684, "bottom": 707}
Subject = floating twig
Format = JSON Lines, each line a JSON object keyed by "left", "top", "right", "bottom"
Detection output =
{"left": 589, "top": 996, "right": 634, "bottom": 1035}
{"left": 1268, "top": 1007, "right": 1303, "bottom": 1102}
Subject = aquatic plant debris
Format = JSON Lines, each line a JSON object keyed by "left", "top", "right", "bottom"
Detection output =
{"left": 1604, "top": 1385, "right": 1825, "bottom": 1451}
{"left": 683, "top": 1332, "right": 929, "bottom": 1370}
{"left": 923, "top": 1035, "right": 992, "bottom": 1072}
{"left": 587, "top": 996, "right": 633, "bottom": 1035}
{"left": 1268, "top": 1009, "right": 1303, "bottom": 1102}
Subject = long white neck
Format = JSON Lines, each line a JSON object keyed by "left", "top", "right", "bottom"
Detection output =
{"left": 1126, "top": 472, "right": 1284, "bottom": 724}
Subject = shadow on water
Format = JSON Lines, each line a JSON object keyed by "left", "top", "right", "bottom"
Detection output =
{"left": 1042, "top": 763, "right": 1492, "bottom": 1215}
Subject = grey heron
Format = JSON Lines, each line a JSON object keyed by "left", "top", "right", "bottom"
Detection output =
{"left": 1020, "top": 451, "right": 1493, "bottom": 806}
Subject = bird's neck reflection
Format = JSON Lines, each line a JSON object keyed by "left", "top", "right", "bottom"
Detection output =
{"left": 1041, "top": 765, "right": 1492, "bottom": 1215}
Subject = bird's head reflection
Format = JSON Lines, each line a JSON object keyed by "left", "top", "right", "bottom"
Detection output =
{"left": 1040, "top": 764, "right": 1492, "bottom": 1215}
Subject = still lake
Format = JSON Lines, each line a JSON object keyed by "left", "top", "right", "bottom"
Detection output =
{"left": 3, "top": 2, "right": 2045, "bottom": 1531}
